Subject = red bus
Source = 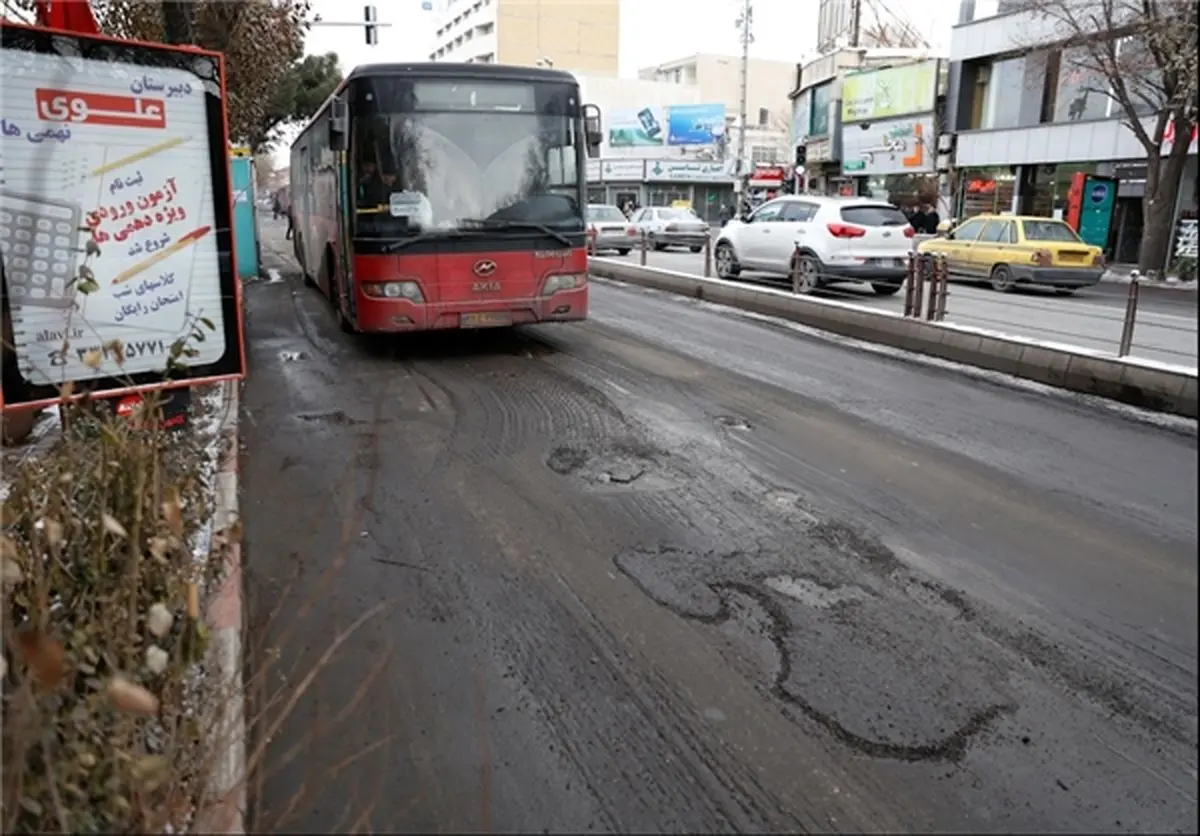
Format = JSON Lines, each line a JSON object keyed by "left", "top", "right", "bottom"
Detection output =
{"left": 289, "top": 63, "right": 601, "bottom": 334}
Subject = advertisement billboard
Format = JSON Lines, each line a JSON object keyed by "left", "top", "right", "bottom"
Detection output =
{"left": 841, "top": 60, "right": 938, "bottom": 124}
{"left": 666, "top": 103, "right": 726, "bottom": 146}
{"left": 606, "top": 105, "right": 666, "bottom": 148}
{"left": 1, "top": 22, "right": 244, "bottom": 410}
{"left": 840, "top": 114, "right": 935, "bottom": 176}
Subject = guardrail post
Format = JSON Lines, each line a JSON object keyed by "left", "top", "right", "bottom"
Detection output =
{"left": 911, "top": 253, "right": 926, "bottom": 320}
{"left": 586, "top": 227, "right": 596, "bottom": 256}
{"left": 935, "top": 255, "right": 949, "bottom": 322}
{"left": 903, "top": 253, "right": 917, "bottom": 317}
{"left": 704, "top": 235, "right": 713, "bottom": 278}
{"left": 790, "top": 245, "right": 802, "bottom": 294}
{"left": 639, "top": 230, "right": 648, "bottom": 266}
{"left": 925, "top": 255, "right": 939, "bottom": 320}
{"left": 1118, "top": 277, "right": 1140, "bottom": 357}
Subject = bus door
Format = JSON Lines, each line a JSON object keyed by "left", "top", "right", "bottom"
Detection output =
{"left": 330, "top": 95, "right": 355, "bottom": 317}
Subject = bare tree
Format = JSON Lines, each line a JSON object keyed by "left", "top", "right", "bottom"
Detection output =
{"left": 1009, "top": 0, "right": 1198, "bottom": 273}
{"left": 860, "top": 0, "right": 930, "bottom": 49}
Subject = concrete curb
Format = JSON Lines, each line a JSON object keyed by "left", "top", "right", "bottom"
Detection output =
{"left": 589, "top": 260, "right": 1199, "bottom": 419}
{"left": 192, "top": 380, "right": 245, "bottom": 834}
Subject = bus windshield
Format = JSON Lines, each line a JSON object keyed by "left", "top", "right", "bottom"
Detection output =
{"left": 351, "top": 75, "right": 586, "bottom": 240}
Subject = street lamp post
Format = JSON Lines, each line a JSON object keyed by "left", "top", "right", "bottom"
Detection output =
{"left": 733, "top": 0, "right": 753, "bottom": 196}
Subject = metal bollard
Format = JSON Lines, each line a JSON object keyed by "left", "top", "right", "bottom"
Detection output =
{"left": 586, "top": 228, "right": 596, "bottom": 257}
{"left": 903, "top": 254, "right": 917, "bottom": 317}
{"left": 704, "top": 235, "right": 713, "bottom": 277}
{"left": 639, "top": 230, "right": 648, "bottom": 266}
{"left": 1118, "top": 277, "right": 1140, "bottom": 356}
{"left": 911, "top": 253, "right": 926, "bottom": 319}
{"left": 934, "top": 255, "right": 949, "bottom": 322}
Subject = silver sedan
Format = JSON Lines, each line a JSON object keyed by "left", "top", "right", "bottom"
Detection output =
{"left": 631, "top": 206, "right": 712, "bottom": 252}
{"left": 587, "top": 204, "right": 639, "bottom": 255}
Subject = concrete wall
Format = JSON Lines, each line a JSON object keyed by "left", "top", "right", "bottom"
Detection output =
{"left": 496, "top": 0, "right": 619, "bottom": 74}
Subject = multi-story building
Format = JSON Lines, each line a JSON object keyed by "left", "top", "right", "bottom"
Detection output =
{"left": 788, "top": 47, "right": 936, "bottom": 196}
{"left": 427, "top": 0, "right": 618, "bottom": 74}
{"left": 945, "top": 0, "right": 1197, "bottom": 264}
{"left": 575, "top": 74, "right": 737, "bottom": 223}
{"left": 639, "top": 53, "right": 796, "bottom": 165}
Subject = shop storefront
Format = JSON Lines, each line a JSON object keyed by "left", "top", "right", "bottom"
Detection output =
{"left": 584, "top": 158, "right": 734, "bottom": 221}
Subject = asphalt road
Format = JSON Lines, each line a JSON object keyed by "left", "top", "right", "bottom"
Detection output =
{"left": 244, "top": 220, "right": 1197, "bottom": 834}
{"left": 599, "top": 247, "right": 1199, "bottom": 368}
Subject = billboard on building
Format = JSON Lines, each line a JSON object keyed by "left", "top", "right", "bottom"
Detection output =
{"left": 606, "top": 106, "right": 666, "bottom": 148}
{"left": 841, "top": 60, "right": 938, "bottom": 124}
{"left": 666, "top": 103, "right": 726, "bottom": 146}
{"left": 840, "top": 114, "right": 935, "bottom": 176}
{"left": 0, "top": 20, "right": 244, "bottom": 411}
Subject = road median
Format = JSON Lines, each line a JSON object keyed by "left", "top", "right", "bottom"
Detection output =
{"left": 588, "top": 259, "right": 1198, "bottom": 419}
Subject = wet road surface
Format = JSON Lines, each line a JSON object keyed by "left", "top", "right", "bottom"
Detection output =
{"left": 244, "top": 223, "right": 1198, "bottom": 833}
{"left": 604, "top": 248, "right": 1199, "bottom": 367}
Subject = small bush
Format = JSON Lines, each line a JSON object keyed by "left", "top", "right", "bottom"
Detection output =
{"left": 1, "top": 391, "right": 219, "bottom": 833}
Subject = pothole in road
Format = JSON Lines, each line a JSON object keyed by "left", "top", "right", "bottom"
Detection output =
{"left": 763, "top": 575, "right": 873, "bottom": 609}
{"left": 295, "top": 410, "right": 365, "bottom": 426}
{"left": 715, "top": 415, "right": 753, "bottom": 431}
{"left": 547, "top": 443, "right": 665, "bottom": 488}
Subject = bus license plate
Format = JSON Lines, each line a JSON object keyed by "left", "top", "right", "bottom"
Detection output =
{"left": 461, "top": 312, "right": 513, "bottom": 329}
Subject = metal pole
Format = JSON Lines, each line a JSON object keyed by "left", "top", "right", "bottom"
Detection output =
{"left": 704, "top": 235, "right": 713, "bottom": 277}
{"left": 903, "top": 254, "right": 916, "bottom": 317}
{"left": 850, "top": 0, "right": 861, "bottom": 48}
{"left": 640, "top": 230, "right": 647, "bottom": 266}
{"left": 734, "top": 0, "right": 752, "bottom": 197}
{"left": 935, "top": 255, "right": 949, "bottom": 321}
{"left": 925, "top": 257, "right": 939, "bottom": 321}
{"left": 1118, "top": 278, "right": 1140, "bottom": 356}
{"left": 911, "top": 254, "right": 926, "bottom": 319}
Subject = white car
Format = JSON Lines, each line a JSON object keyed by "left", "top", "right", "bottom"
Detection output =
{"left": 713, "top": 196, "right": 915, "bottom": 296}
{"left": 630, "top": 206, "right": 711, "bottom": 252}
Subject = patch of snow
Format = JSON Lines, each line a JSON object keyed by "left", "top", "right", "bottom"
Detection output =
{"left": 188, "top": 383, "right": 230, "bottom": 570}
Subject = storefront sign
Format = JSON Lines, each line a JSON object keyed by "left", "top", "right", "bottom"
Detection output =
{"left": 585, "top": 159, "right": 601, "bottom": 182}
{"left": 599, "top": 159, "right": 645, "bottom": 181}
{"left": 841, "top": 60, "right": 938, "bottom": 124}
{"left": 606, "top": 106, "right": 666, "bottom": 149}
{"left": 749, "top": 165, "right": 787, "bottom": 188}
{"left": 1, "top": 21, "right": 244, "bottom": 410}
{"left": 805, "top": 137, "right": 833, "bottom": 164}
{"left": 840, "top": 115, "right": 935, "bottom": 176}
{"left": 645, "top": 160, "right": 732, "bottom": 182}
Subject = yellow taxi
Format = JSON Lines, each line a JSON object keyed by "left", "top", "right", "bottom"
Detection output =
{"left": 917, "top": 214, "right": 1105, "bottom": 295}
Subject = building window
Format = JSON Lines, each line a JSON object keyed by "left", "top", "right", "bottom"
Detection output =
{"left": 751, "top": 145, "right": 775, "bottom": 164}
{"left": 1053, "top": 46, "right": 1110, "bottom": 123}
{"left": 648, "top": 185, "right": 691, "bottom": 207}
{"left": 809, "top": 82, "right": 831, "bottom": 136}
{"left": 978, "top": 56, "right": 1026, "bottom": 129}
{"left": 757, "top": 108, "right": 769, "bottom": 127}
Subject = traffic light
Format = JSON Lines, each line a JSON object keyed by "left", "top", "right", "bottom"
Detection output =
{"left": 794, "top": 144, "right": 807, "bottom": 167}
{"left": 364, "top": 4, "right": 378, "bottom": 45}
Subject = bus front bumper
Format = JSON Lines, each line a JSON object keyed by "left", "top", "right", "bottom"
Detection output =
{"left": 353, "top": 288, "right": 589, "bottom": 332}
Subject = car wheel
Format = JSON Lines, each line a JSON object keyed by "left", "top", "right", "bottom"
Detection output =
{"left": 871, "top": 282, "right": 902, "bottom": 296}
{"left": 651, "top": 234, "right": 666, "bottom": 252}
{"left": 689, "top": 245, "right": 702, "bottom": 253}
{"left": 1054, "top": 287, "right": 1077, "bottom": 296}
{"left": 989, "top": 265, "right": 1016, "bottom": 293}
{"left": 714, "top": 241, "right": 741, "bottom": 279}
{"left": 616, "top": 248, "right": 631, "bottom": 256}
{"left": 791, "top": 252, "right": 820, "bottom": 294}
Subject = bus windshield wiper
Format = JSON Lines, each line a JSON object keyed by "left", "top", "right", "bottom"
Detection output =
{"left": 378, "top": 229, "right": 465, "bottom": 253}
{"left": 457, "top": 218, "right": 575, "bottom": 248}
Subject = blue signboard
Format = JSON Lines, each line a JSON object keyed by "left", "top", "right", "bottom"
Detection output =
{"left": 667, "top": 103, "right": 727, "bottom": 146}
{"left": 1078, "top": 175, "right": 1116, "bottom": 249}
{"left": 229, "top": 155, "right": 259, "bottom": 280}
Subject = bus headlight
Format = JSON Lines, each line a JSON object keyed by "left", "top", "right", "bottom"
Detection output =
{"left": 364, "top": 281, "right": 424, "bottom": 302}
{"left": 541, "top": 272, "right": 587, "bottom": 296}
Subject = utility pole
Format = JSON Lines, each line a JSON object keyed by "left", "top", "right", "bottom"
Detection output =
{"left": 850, "top": 0, "right": 861, "bottom": 48}
{"left": 734, "top": 0, "right": 753, "bottom": 196}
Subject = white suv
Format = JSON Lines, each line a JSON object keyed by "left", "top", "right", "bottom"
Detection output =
{"left": 713, "top": 196, "right": 915, "bottom": 296}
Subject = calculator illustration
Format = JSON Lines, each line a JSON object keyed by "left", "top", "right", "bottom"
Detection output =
{"left": 0, "top": 190, "right": 83, "bottom": 309}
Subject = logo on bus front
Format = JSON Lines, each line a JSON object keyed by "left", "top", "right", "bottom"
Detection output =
{"left": 472, "top": 259, "right": 497, "bottom": 277}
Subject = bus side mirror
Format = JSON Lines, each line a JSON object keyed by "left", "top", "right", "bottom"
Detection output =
{"left": 582, "top": 104, "right": 602, "bottom": 159}
{"left": 330, "top": 97, "right": 348, "bottom": 152}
